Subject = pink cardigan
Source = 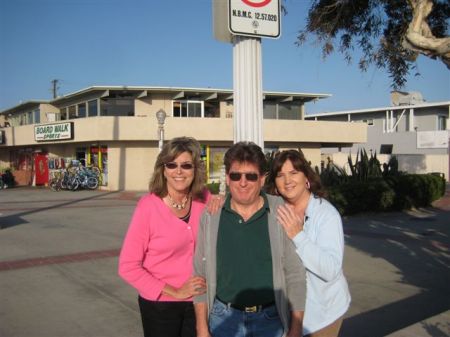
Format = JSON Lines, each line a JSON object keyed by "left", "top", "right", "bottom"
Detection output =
{"left": 118, "top": 192, "right": 209, "bottom": 301}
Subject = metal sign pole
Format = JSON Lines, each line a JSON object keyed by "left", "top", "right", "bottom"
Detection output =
{"left": 213, "top": 0, "right": 280, "bottom": 149}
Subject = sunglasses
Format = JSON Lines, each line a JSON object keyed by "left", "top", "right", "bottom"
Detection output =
{"left": 229, "top": 172, "right": 259, "bottom": 182}
{"left": 164, "top": 162, "right": 194, "bottom": 170}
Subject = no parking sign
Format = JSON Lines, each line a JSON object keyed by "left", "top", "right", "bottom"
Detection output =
{"left": 228, "top": 0, "right": 281, "bottom": 38}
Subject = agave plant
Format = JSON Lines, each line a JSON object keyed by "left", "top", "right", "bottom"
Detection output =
{"left": 348, "top": 148, "right": 382, "bottom": 181}
{"left": 320, "top": 157, "right": 349, "bottom": 187}
{"left": 382, "top": 155, "right": 400, "bottom": 177}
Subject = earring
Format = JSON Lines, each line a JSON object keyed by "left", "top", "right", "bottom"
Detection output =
{"left": 306, "top": 181, "right": 310, "bottom": 190}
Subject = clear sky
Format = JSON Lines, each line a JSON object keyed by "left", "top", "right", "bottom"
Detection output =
{"left": 1, "top": 0, "right": 449, "bottom": 114}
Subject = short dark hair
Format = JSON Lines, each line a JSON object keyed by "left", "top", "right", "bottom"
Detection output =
{"left": 224, "top": 141, "right": 267, "bottom": 174}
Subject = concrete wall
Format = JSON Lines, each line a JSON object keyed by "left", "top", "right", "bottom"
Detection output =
{"left": 0, "top": 117, "right": 366, "bottom": 147}
{"left": 0, "top": 96, "right": 367, "bottom": 190}
{"left": 396, "top": 154, "right": 449, "bottom": 179}
{"left": 40, "top": 104, "right": 59, "bottom": 122}
{"left": 107, "top": 142, "right": 159, "bottom": 191}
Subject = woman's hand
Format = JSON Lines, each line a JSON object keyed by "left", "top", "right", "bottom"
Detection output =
{"left": 162, "top": 276, "right": 206, "bottom": 299}
{"left": 206, "top": 194, "right": 225, "bottom": 215}
{"left": 277, "top": 204, "right": 304, "bottom": 239}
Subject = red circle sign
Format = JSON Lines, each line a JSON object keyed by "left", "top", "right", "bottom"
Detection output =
{"left": 241, "top": 0, "right": 272, "bottom": 8}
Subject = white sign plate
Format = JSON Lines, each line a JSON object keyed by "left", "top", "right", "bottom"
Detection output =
{"left": 229, "top": 0, "right": 281, "bottom": 38}
{"left": 34, "top": 122, "right": 73, "bottom": 141}
{"left": 417, "top": 130, "right": 449, "bottom": 149}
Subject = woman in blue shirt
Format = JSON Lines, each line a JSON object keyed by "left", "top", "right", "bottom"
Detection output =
{"left": 266, "top": 150, "right": 351, "bottom": 337}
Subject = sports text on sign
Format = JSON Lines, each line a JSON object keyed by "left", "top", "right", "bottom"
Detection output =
{"left": 228, "top": 0, "right": 280, "bottom": 39}
{"left": 34, "top": 122, "right": 73, "bottom": 141}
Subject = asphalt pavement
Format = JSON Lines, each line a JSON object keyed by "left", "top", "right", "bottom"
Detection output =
{"left": 0, "top": 186, "right": 449, "bottom": 337}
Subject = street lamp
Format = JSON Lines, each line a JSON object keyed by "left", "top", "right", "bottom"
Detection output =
{"left": 156, "top": 109, "right": 167, "bottom": 152}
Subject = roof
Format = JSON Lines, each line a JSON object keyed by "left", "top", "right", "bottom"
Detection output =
{"left": 1, "top": 86, "right": 331, "bottom": 115}
{"left": 306, "top": 101, "right": 450, "bottom": 118}
{"left": 1, "top": 100, "right": 49, "bottom": 116}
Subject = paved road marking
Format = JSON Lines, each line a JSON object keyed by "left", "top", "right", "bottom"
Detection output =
{"left": 0, "top": 248, "right": 120, "bottom": 272}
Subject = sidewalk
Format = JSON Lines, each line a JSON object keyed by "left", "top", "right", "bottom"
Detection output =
{"left": 339, "top": 183, "right": 450, "bottom": 337}
{"left": 0, "top": 186, "right": 449, "bottom": 337}
{"left": 385, "top": 310, "right": 450, "bottom": 337}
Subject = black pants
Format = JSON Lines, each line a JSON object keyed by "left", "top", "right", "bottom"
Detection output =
{"left": 138, "top": 296, "right": 196, "bottom": 337}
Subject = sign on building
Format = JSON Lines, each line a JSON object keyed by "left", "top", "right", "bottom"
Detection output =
{"left": 417, "top": 130, "right": 449, "bottom": 149}
{"left": 34, "top": 122, "right": 73, "bottom": 142}
{"left": 227, "top": 0, "right": 281, "bottom": 39}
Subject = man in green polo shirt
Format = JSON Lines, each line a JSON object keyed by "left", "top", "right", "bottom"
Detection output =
{"left": 193, "top": 142, "right": 306, "bottom": 337}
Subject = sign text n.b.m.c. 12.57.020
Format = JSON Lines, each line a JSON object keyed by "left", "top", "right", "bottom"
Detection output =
{"left": 228, "top": 0, "right": 281, "bottom": 39}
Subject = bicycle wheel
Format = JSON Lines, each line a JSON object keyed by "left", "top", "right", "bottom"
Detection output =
{"left": 86, "top": 177, "right": 98, "bottom": 190}
{"left": 67, "top": 177, "right": 79, "bottom": 191}
{"left": 50, "top": 179, "right": 61, "bottom": 192}
{"left": 91, "top": 166, "right": 101, "bottom": 177}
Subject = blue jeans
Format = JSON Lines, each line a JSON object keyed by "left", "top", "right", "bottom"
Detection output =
{"left": 208, "top": 298, "right": 284, "bottom": 337}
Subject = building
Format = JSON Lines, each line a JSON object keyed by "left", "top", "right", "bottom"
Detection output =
{"left": 306, "top": 97, "right": 450, "bottom": 180}
{"left": 0, "top": 86, "right": 366, "bottom": 190}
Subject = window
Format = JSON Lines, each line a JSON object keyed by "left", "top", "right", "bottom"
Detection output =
{"left": 60, "top": 107, "right": 68, "bottom": 120}
{"left": 100, "top": 98, "right": 134, "bottom": 116}
{"left": 380, "top": 144, "right": 393, "bottom": 154}
{"left": 88, "top": 100, "right": 98, "bottom": 117}
{"left": 68, "top": 105, "right": 77, "bottom": 119}
{"left": 78, "top": 103, "right": 86, "bottom": 118}
{"left": 278, "top": 104, "right": 299, "bottom": 120}
{"left": 188, "top": 102, "right": 201, "bottom": 117}
{"left": 263, "top": 102, "right": 277, "bottom": 119}
{"left": 438, "top": 115, "right": 447, "bottom": 130}
{"left": 76, "top": 147, "right": 87, "bottom": 166}
{"left": 363, "top": 119, "right": 374, "bottom": 126}
{"left": 173, "top": 101, "right": 203, "bottom": 117}
{"left": 33, "top": 109, "right": 40, "bottom": 124}
{"left": 20, "top": 114, "right": 26, "bottom": 125}
{"left": 263, "top": 102, "right": 300, "bottom": 120}
{"left": 204, "top": 102, "right": 219, "bottom": 118}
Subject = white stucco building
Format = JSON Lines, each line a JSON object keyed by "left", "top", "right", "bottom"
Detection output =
{"left": 0, "top": 86, "right": 367, "bottom": 190}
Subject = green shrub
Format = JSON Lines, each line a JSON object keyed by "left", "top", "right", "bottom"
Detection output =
{"left": 430, "top": 172, "right": 446, "bottom": 200}
{"left": 206, "top": 182, "right": 220, "bottom": 194}
{"left": 319, "top": 147, "right": 446, "bottom": 214}
{"left": 326, "top": 187, "right": 348, "bottom": 215}
{"left": 387, "top": 173, "right": 445, "bottom": 209}
{"left": 328, "top": 179, "right": 395, "bottom": 215}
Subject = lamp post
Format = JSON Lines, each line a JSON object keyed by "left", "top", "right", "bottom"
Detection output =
{"left": 156, "top": 109, "right": 167, "bottom": 152}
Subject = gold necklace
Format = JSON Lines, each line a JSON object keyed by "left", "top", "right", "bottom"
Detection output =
{"left": 167, "top": 194, "right": 189, "bottom": 210}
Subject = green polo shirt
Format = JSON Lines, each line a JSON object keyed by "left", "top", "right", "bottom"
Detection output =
{"left": 216, "top": 192, "right": 275, "bottom": 306}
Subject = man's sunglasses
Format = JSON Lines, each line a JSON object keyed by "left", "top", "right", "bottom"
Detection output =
{"left": 164, "top": 162, "right": 194, "bottom": 170}
{"left": 229, "top": 172, "right": 259, "bottom": 182}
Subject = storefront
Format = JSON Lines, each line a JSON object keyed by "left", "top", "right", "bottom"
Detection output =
{"left": 0, "top": 86, "right": 367, "bottom": 191}
{"left": 88, "top": 145, "right": 108, "bottom": 186}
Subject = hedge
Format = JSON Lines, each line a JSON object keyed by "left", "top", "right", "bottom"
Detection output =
{"left": 326, "top": 173, "right": 445, "bottom": 215}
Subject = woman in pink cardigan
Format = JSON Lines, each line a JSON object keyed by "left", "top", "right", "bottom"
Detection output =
{"left": 119, "top": 137, "right": 210, "bottom": 337}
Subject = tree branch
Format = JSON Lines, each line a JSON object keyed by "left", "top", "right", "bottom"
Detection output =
{"left": 404, "top": 0, "right": 450, "bottom": 68}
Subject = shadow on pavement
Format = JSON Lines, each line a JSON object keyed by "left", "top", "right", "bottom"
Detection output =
{"left": 421, "top": 320, "right": 450, "bottom": 337}
{"left": 0, "top": 190, "right": 121, "bottom": 230}
{"left": 341, "top": 207, "right": 450, "bottom": 337}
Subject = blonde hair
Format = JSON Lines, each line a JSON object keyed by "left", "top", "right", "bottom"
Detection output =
{"left": 149, "top": 137, "right": 206, "bottom": 201}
